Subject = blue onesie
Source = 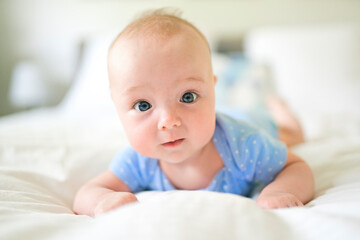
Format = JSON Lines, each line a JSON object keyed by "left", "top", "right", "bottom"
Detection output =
{"left": 109, "top": 111, "right": 287, "bottom": 196}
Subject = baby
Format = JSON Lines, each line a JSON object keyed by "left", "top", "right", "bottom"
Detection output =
{"left": 73, "top": 9, "right": 314, "bottom": 216}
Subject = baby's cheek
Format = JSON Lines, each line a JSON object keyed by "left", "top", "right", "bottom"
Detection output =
{"left": 192, "top": 111, "right": 216, "bottom": 144}
{"left": 127, "top": 126, "right": 155, "bottom": 157}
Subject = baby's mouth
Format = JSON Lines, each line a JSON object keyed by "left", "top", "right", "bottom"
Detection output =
{"left": 162, "top": 138, "right": 185, "bottom": 148}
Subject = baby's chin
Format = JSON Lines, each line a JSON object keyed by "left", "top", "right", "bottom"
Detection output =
{"left": 132, "top": 146, "right": 188, "bottom": 164}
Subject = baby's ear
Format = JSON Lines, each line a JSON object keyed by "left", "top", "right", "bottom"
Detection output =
{"left": 213, "top": 75, "right": 218, "bottom": 84}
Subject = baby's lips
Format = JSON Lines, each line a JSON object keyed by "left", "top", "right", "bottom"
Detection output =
{"left": 162, "top": 138, "right": 185, "bottom": 147}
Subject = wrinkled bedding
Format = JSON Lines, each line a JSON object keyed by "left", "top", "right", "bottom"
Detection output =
{"left": 1, "top": 109, "right": 360, "bottom": 240}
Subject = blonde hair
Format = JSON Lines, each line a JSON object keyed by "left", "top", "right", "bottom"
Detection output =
{"left": 110, "top": 8, "right": 210, "bottom": 51}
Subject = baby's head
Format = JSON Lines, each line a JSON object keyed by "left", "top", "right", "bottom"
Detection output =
{"left": 108, "top": 9, "right": 217, "bottom": 163}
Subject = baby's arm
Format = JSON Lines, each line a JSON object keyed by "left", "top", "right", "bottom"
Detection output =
{"left": 256, "top": 151, "right": 314, "bottom": 209}
{"left": 73, "top": 170, "right": 138, "bottom": 216}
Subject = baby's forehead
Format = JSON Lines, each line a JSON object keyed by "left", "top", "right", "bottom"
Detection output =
{"left": 108, "top": 18, "right": 213, "bottom": 88}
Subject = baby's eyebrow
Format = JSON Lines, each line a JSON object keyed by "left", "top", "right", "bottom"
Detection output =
{"left": 183, "top": 77, "right": 206, "bottom": 83}
{"left": 120, "top": 84, "right": 145, "bottom": 95}
{"left": 121, "top": 77, "right": 205, "bottom": 95}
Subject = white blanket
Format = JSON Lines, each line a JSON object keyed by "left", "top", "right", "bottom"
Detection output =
{"left": 1, "top": 109, "right": 360, "bottom": 240}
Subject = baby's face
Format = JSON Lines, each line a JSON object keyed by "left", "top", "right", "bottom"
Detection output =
{"left": 108, "top": 27, "right": 217, "bottom": 164}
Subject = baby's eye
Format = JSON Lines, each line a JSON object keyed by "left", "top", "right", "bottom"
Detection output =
{"left": 181, "top": 92, "right": 198, "bottom": 103}
{"left": 134, "top": 101, "right": 152, "bottom": 112}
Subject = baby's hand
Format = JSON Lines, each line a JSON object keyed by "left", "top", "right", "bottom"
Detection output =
{"left": 256, "top": 192, "right": 304, "bottom": 209}
{"left": 94, "top": 192, "right": 138, "bottom": 216}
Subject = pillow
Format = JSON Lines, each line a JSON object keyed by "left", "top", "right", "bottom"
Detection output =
{"left": 59, "top": 34, "right": 119, "bottom": 119}
{"left": 244, "top": 23, "right": 360, "bottom": 116}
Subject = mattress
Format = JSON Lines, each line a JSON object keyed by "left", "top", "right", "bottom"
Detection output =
{"left": 0, "top": 109, "right": 359, "bottom": 240}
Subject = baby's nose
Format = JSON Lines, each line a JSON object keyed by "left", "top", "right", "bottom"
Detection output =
{"left": 157, "top": 108, "right": 181, "bottom": 130}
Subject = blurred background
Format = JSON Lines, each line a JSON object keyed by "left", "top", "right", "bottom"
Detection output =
{"left": 1, "top": 0, "right": 360, "bottom": 116}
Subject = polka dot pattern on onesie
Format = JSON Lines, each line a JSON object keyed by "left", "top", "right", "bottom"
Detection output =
{"left": 109, "top": 112, "right": 287, "bottom": 196}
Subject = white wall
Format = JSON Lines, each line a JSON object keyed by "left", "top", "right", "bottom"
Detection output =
{"left": 1, "top": 0, "right": 360, "bottom": 115}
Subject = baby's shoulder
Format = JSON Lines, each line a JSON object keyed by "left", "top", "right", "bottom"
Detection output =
{"left": 216, "top": 113, "right": 260, "bottom": 138}
{"left": 215, "top": 112, "right": 280, "bottom": 151}
{"left": 114, "top": 146, "right": 158, "bottom": 167}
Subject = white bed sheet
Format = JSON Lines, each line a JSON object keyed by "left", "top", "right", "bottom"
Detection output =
{"left": 1, "top": 109, "right": 360, "bottom": 240}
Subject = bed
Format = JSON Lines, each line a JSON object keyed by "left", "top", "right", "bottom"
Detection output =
{"left": 1, "top": 24, "right": 360, "bottom": 240}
